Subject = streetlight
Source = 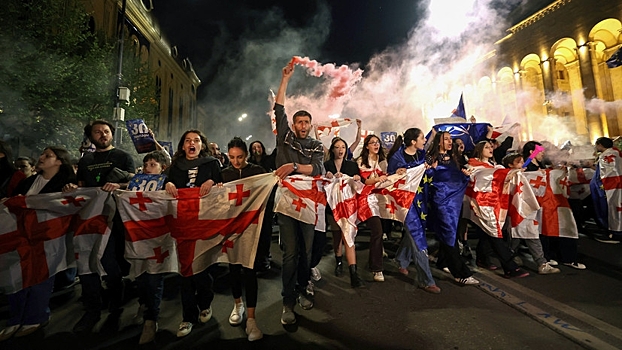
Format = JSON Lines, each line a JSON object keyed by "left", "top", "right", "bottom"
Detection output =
{"left": 245, "top": 135, "right": 252, "bottom": 141}
{"left": 238, "top": 113, "right": 248, "bottom": 122}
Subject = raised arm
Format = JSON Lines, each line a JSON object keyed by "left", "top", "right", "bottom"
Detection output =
{"left": 349, "top": 119, "right": 362, "bottom": 154}
{"left": 275, "top": 63, "right": 295, "bottom": 106}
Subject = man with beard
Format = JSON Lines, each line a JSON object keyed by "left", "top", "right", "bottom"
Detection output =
{"left": 274, "top": 62, "right": 325, "bottom": 325}
{"left": 63, "top": 120, "right": 135, "bottom": 333}
{"left": 208, "top": 142, "right": 230, "bottom": 169}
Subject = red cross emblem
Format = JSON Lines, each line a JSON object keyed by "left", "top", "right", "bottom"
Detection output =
{"left": 617, "top": 203, "right": 622, "bottom": 213}
{"left": 603, "top": 154, "right": 615, "bottom": 163}
{"left": 61, "top": 196, "right": 86, "bottom": 207}
{"left": 393, "top": 179, "right": 406, "bottom": 189}
{"left": 340, "top": 179, "right": 349, "bottom": 190}
{"left": 292, "top": 197, "right": 307, "bottom": 211}
{"left": 228, "top": 184, "right": 250, "bottom": 206}
{"left": 147, "top": 246, "right": 170, "bottom": 263}
{"left": 221, "top": 239, "right": 235, "bottom": 252}
{"left": 385, "top": 201, "right": 397, "bottom": 214}
{"left": 530, "top": 176, "right": 547, "bottom": 189}
{"left": 130, "top": 192, "right": 153, "bottom": 211}
{"left": 516, "top": 181, "right": 523, "bottom": 195}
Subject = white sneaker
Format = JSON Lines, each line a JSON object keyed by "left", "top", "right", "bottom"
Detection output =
{"left": 0, "top": 325, "right": 21, "bottom": 341}
{"left": 199, "top": 307, "right": 212, "bottom": 324}
{"left": 373, "top": 271, "right": 385, "bottom": 282}
{"left": 455, "top": 276, "right": 479, "bottom": 285}
{"left": 229, "top": 302, "right": 245, "bottom": 325}
{"left": 245, "top": 318, "right": 263, "bottom": 341}
{"left": 538, "top": 262, "right": 561, "bottom": 275}
{"left": 176, "top": 322, "right": 193, "bottom": 337}
{"left": 310, "top": 267, "right": 321, "bottom": 282}
{"left": 563, "top": 262, "right": 587, "bottom": 270}
{"left": 306, "top": 281, "right": 315, "bottom": 296}
{"left": 548, "top": 259, "right": 559, "bottom": 266}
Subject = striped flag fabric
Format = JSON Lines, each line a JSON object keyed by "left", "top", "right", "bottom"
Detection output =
{"left": 0, "top": 188, "right": 114, "bottom": 294}
{"left": 116, "top": 173, "right": 278, "bottom": 277}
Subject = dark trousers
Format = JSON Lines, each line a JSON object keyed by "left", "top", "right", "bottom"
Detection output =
{"left": 279, "top": 214, "right": 315, "bottom": 306}
{"left": 478, "top": 234, "right": 518, "bottom": 273}
{"left": 255, "top": 187, "right": 276, "bottom": 269}
{"left": 540, "top": 235, "right": 578, "bottom": 263}
{"left": 180, "top": 268, "right": 214, "bottom": 322}
{"left": 230, "top": 264, "right": 258, "bottom": 308}
{"left": 437, "top": 241, "right": 472, "bottom": 279}
{"left": 8, "top": 276, "right": 55, "bottom": 326}
{"left": 79, "top": 219, "right": 125, "bottom": 314}
{"left": 136, "top": 273, "right": 164, "bottom": 321}
{"left": 366, "top": 216, "right": 384, "bottom": 272}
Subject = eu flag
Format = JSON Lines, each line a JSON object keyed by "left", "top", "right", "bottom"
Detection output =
{"left": 426, "top": 123, "right": 491, "bottom": 152}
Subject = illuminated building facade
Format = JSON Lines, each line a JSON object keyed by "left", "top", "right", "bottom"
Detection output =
{"left": 83, "top": 0, "right": 201, "bottom": 143}
{"left": 474, "top": 0, "right": 621, "bottom": 144}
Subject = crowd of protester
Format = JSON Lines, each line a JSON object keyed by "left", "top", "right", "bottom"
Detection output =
{"left": 0, "top": 62, "right": 620, "bottom": 345}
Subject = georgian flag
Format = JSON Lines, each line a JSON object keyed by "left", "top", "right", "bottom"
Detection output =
{"left": 568, "top": 167, "right": 595, "bottom": 200}
{"left": 462, "top": 166, "right": 511, "bottom": 238}
{"left": 0, "top": 188, "right": 114, "bottom": 294}
{"left": 590, "top": 148, "right": 622, "bottom": 233}
{"left": 117, "top": 173, "right": 278, "bottom": 277}
{"left": 524, "top": 169, "right": 579, "bottom": 238}
{"left": 507, "top": 171, "right": 541, "bottom": 239}
{"left": 324, "top": 175, "right": 359, "bottom": 247}
{"left": 274, "top": 175, "right": 328, "bottom": 229}
{"left": 357, "top": 165, "right": 426, "bottom": 223}
{"left": 490, "top": 122, "right": 521, "bottom": 150}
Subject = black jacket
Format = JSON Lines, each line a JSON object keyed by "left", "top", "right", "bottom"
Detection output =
{"left": 221, "top": 163, "right": 266, "bottom": 183}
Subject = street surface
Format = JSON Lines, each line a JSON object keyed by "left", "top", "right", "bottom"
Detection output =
{"left": 1, "top": 221, "right": 621, "bottom": 350}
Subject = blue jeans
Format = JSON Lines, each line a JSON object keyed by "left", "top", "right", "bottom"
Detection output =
{"left": 279, "top": 214, "right": 315, "bottom": 306}
{"left": 136, "top": 273, "right": 164, "bottom": 321}
{"left": 8, "top": 276, "right": 55, "bottom": 326}
{"left": 397, "top": 228, "right": 436, "bottom": 287}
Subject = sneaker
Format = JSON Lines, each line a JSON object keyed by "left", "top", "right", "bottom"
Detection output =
{"left": 548, "top": 259, "right": 559, "bottom": 266}
{"left": 455, "top": 277, "right": 479, "bottom": 285}
{"left": 139, "top": 320, "right": 158, "bottom": 345}
{"left": 563, "top": 262, "right": 587, "bottom": 270}
{"left": 504, "top": 268, "right": 530, "bottom": 278}
{"left": 229, "top": 302, "right": 245, "bottom": 326}
{"left": 441, "top": 267, "right": 451, "bottom": 274}
{"left": 594, "top": 233, "right": 621, "bottom": 244}
{"left": 176, "top": 322, "right": 193, "bottom": 337}
{"left": 476, "top": 260, "right": 498, "bottom": 271}
{"left": 420, "top": 285, "right": 441, "bottom": 294}
{"left": 14, "top": 324, "right": 40, "bottom": 338}
{"left": 281, "top": 306, "right": 296, "bottom": 325}
{"left": 245, "top": 318, "right": 263, "bottom": 341}
{"left": 398, "top": 267, "right": 409, "bottom": 276}
{"left": 373, "top": 271, "right": 385, "bottom": 282}
{"left": 73, "top": 311, "right": 101, "bottom": 333}
{"left": 199, "top": 307, "right": 212, "bottom": 324}
{"left": 538, "top": 263, "right": 561, "bottom": 275}
{"left": 310, "top": 267, "right": 321, "bottom": 282}
{"left": 305, "top": 281, "right": 315, "bottom": 296}
{"left": 297, "top": 293, "right": 314, "bottom": 310}
{"left": 0, "top": 325, "right": 21, "bottom": 341}
{"left": 382, "top": 233, "right": 388, "bottom": 241}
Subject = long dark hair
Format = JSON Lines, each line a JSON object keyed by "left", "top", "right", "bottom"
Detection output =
{"left": 426, "top": 131, "right": 459, "bottom": 167}
{"left": 228, "top": 137, "right": 249, "bottom": 157}
{"left": 358, "top": 134, "right": 386, "bottom": 168}
{"left": 172, "top": 129, "right": 210, "bottom": 162}
{"left": 44, "top": 146, "right": 75, "bottom": 180}
{"left": 387, "top": 128, "right": 422, "bottom": 160}
{"left": 248, "top": 140, "right": 266, "bottom": 162}
{"left": 471, "top": 140, "right": 494, "bottom": 164}
{"left": 328, "top": 137, "right": 349, "bottom": 161}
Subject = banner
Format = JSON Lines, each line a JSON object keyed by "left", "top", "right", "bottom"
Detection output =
{"left": 0, "top": 189, "right": 114, "bottom": 294}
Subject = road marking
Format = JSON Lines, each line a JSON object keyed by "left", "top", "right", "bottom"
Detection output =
{"left": 476, "top": 274, "right": 621, "bottom": 350}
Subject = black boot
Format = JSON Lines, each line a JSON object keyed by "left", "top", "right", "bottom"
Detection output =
{"left": 335, "top": 256, "right": 343, "bottom": 277}
{"left": 349, "top": 264, "right": 364, "bottom": 288}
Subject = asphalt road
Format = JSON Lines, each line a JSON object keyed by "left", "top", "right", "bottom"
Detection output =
{"left": 1, "top": 222, "right": 621, "bottom": 350}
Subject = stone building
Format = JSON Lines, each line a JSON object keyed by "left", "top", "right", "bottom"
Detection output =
{"left": 469, "top": 0, "right": 621, "bottom": 144}
{"left": 83, "top": 0, "right": 201, "bottom": 145}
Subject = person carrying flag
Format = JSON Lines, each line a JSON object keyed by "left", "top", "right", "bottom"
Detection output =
{"left": 273, "top": 62, "right": 325, "bottom": 325}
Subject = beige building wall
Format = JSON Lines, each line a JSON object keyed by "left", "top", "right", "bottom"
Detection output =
{"left": 83, "top": 0, "right": 201, "bottom": 144}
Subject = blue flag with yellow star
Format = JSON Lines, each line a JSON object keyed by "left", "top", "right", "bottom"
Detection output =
{"left": 404, "top": 172, "right": 431, "bottom": 250}
{"left": 427, "top": 163, "right": 469, "bottom": 246}
{"left": 590, "top": 166, "right": 610, "bottom": 230}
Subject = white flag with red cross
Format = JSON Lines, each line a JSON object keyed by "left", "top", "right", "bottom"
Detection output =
{"left": 507, "top": 171, "right": 541, "bottom": 239}
{"left": 356, "top": 165, "right": 425, "bottom": 223}
{"left": 592, "top": 148, "right": 622, "bottom": 233}
{"left": 0, "top": 188, "right": 114, "bottom": 294}
{"left": 116, "top": 173, "right": 278, "bottom": 277}
{"left": 462, "top": 167, "right": 512, "bottom": 238}
{"left": 567, "top": 167, "right": 595, "bottom": 200}
{"left": 324, "top": 175, "right": 359, "bottom": 247}
{"left": 523, "top": 169, "right": 579, "bottom": 238}
{"left": 274, "top": 175, "right": 327, "bottom": 228}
